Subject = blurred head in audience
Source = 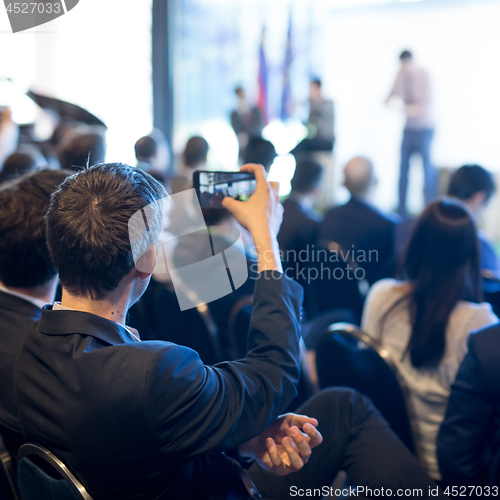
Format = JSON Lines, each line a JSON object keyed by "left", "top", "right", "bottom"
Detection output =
{"left": 46, "top": 164, "right": 166, "bottom": 302}
{"left": 310, "top": 78, "right": 323, "bottom": 101}
{"left": 395, "top": 198, "right": 480, "bottom": 368}
{"left": 49, "top": 119, "right": 79, "bottom": 149}
{"left": 243, "top": 137, "right": 276, "bottom": 173}
{"left": 0, "top": 169, "right": 70, "bottom": 294}
{"left": 343, "top": 156, "right": 376, "bottom": 199}
{"left": 135, "top": 130, "right": 171, "bottom": 185}
{"left": 290, "top": 159, "right": 323, "bottom": 200}
{"left": 0, "top": 146, "right": 47, "bottom": 184}
{"left": 447, "top": 164, "right": 495, "bottom": 219}
{"left": 59, "top": 130, "right": 106, "bottom": 172}
{"left": 183, "top": 136, "right": 209, "bottom": 170}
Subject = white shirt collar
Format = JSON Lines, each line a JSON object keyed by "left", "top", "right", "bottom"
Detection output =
{"left": 0, "top": 283, "right": 47, "bottom": 310}
{"left": 52, "top": 302, "right": 141, "bottom": 342}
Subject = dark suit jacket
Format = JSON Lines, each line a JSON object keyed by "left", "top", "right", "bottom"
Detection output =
{"left": 278, "top": 197, "right": 321, "bottom": 257}
{"left": 437, "top": 324, "right": 500, "bottom": 486}
{"left": 14, "top": 272, "right": 302, "bottom": 500}
{"left": 0, "top": 291, "right": 41, "bottom": 455}
{"left": 319, "top": 198, "right": 400, "bottom": 285}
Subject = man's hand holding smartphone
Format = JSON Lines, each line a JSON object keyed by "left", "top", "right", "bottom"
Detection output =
{"left": 222, "top": 164, "right": 283, "bottom": 274}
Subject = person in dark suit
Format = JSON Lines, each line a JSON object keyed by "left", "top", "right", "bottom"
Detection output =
{"left": 13, "top": 162, "right": 320, "bottom": 500}
{"left": 14, "top": 163, "right": 437, "bottom": 499}
{"left": 243, "top": 136, "right": 277, "bottom": 174}
{"left": 437, "top": 323, "right": 500, "bottom": 486}
{"left": 278, "top": 158, "right": 323, "bottom": 258}
{"left": 0, "top": 168, "right": 69, "bottom": 456}
{"left": 447, "top": 164, "right": 500, "bottom": 276}
{"left": 319, "top": 157, "right": 400, "bottom": 286}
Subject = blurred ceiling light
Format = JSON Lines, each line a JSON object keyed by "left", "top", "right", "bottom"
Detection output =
{"left": 0, "top": 79, "right": 37, "bottom": 124}
{"left": 262, "top": 118, "right": 307, "bottom": 156}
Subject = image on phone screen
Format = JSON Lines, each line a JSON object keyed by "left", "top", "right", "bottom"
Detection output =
{"left": 195, "top": 171, "right": 256, "bottom": 209}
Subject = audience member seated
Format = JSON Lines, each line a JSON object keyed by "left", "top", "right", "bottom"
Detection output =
{"left": 171, "top": 135, "right": 208, "bottom": 194}
{"left": 319, "top": 156, "right": 400, "bottom": 286}
{"left": 172, "top": 207, "right": 257, "bottom": 360}
{"left": 279, "top": 158, "right": 323, "bottom": 257}
{"left": 278, "top": 159, "right": 323, "bottom": 317}
{"left": 447, "top": 164, "right": 500, "bottom": 276}
{"left": 0, "top": 146, "right": 46, "bottom": 184}
{"left": 437, "top": 322, "right": 500, "bottom": 486}
{"left": 134, "top": 129, "right": 171, "bottom": 188}
{"left": 59, "top": 128, "right": 106, "bottom": 172}
{"left": 362, "top": 198, "right": 498, "bottom": 481}
{"left": 14, "top": 163, "right": 437, "bottom": 500}
{"left": 0, "top": 169, "right": 69, "bottom": 456}
{"left": 243, "top": 136, "right": 277, "bottom": 174}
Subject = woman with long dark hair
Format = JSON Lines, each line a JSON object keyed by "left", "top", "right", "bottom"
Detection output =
{"left": 362, "top": 198, "right": 498, "bottom": 481}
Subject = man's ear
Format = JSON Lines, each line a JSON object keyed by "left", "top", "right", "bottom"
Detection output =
{"left": 136, "top": 245, "right": 157, "bottom": 279}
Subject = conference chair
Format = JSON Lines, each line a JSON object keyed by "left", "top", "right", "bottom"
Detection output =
{"left": 0, "top": 432, "right": 19, "bottom": 500}
{"left": 17, "top": 443, "right": 92, "bottom": 500}
{"left": 307, "top": 242, "right": 367, "bottom": 323}
{"left": 316, "top": 323, "right": 415, "bottom": 453}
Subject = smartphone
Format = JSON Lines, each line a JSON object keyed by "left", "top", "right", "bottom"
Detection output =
{"left": 193, "top": 171, "right": 257, "bottom": 209}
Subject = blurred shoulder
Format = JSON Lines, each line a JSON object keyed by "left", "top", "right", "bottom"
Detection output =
{"left": 366, "top": 278, "right": 402, "bottom": 300}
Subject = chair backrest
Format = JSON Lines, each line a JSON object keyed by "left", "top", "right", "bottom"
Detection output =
{"left": 0, "top": 432, "right": 19, "bottom": 500}
{"left": 17, "top": 443, "right": 92, "bottom": 500}
{"left": 307, "top": 243, "right": 367, "bottom": 323}
{"left": 128, "top": 278, "right": 223, "bottom": 365}
{"left": 316, "top": 323, "right": 415, "bottom": 453}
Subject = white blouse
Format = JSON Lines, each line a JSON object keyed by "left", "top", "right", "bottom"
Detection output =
{"left": 362, "top": 279, "right": 498, "bottom": 480}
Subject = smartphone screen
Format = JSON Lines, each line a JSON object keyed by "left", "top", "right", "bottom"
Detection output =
{"left": 194, "top": 171, "right": 257, "bottom": 209}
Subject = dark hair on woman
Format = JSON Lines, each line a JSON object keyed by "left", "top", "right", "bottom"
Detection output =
{"left": 381, "top": 198, "right": 481, "bottom": 368}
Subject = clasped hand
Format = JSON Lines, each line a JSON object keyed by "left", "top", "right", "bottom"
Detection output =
{"left": 238, "top": 413, "right": 323, "bottom": 476}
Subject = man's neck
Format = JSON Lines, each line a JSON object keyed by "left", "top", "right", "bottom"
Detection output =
{"left": 60, "top": 287, "right": 131, "bottom": 326}
{"left": 1, "top": 277, "right": 58, "bottom": 305}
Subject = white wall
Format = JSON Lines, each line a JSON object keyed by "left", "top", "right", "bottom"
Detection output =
{"left": 0, "top": 0, "right": 153, "bottom": 165}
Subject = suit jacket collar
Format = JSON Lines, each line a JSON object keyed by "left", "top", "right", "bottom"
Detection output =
{"left": 38, "top": 306, "right": 136, "bottom": 347}
{"left": 0, "top": 290, "right": 41, "bottom": 318}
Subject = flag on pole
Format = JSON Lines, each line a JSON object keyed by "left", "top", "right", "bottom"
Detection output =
{"left": 281, "top": 12, "right": 293, "bottom": 121}
{"left": 257, "top": 27, "right": 268, "bottom": 124}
